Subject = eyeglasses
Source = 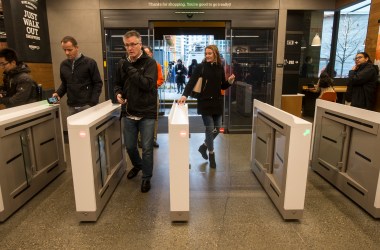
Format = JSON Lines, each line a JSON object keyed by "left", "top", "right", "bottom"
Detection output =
{"left": 0, "top": 62, "right": 9, "bottom": 67}
{"left": 354, "top": 56, "right": 364, "bottom": 61}
{"left": 124, "top": 43, "right": 141, "bottom": 48}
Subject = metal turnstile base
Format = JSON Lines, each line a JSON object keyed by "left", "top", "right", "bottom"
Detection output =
{"left": 76, "top": 164, "right": 125, "bottom": 222}
{"left": 170, "top": 211, "right": 189, "bottom": 222}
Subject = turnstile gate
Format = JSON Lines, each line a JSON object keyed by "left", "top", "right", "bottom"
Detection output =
{"left": 168, "top": 102, "right": 189, "bottom": 221}
{"left": 311, "top": 99, "right": 380, "bottom": 218}
{"left": 0, "top": 101, "right": 66, "bottom": 221}
{"left": 251, "top": 100, "right": 312, "bottom": 219}
{"left": 67, "top": 100, "right": 125, "bottom": 221}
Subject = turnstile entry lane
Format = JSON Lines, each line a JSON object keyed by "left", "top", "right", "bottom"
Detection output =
{"left": 0, "top": 101, "right": 66, "bottom": 222}
{"left": 311, "top": 99, "right": 380, "bottom": 218}
{"left": 67, "top": 100, "right": 125, "bottom": 222}
{"left": 168, "top": 102, "right": 189, "bottom": 222}
{"left": 251, "top": 100, "right": 312, "bottom": 220}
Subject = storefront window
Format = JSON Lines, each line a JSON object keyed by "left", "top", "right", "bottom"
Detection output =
{"left": 321, "top": 0, "right": 371, "bottom": 78}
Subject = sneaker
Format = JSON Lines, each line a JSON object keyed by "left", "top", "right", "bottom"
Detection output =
{"left": 209, "top": 153, "right": 216, "bottom": 168}
{"left": 198, "top": 144, "right": 208, "bottom": 160}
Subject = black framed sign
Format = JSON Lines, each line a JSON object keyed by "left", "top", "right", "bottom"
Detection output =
{"left": 3, "top": 0, "right": 51, "bottom": 63}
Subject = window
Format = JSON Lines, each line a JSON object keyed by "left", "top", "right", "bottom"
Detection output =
{"left": 320, "top": 0, "right": 371, "bottom": 78}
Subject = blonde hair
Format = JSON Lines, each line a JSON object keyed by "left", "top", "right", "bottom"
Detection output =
{"left": 205, "top": 45, "right": 222, "bottom": 65}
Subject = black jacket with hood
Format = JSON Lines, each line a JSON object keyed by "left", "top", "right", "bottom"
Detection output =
{"left": 0, "top": 63, "right": 37, "bottom": 108}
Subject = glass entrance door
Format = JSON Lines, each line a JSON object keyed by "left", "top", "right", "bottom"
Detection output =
{"left": 103, "top": 26, "right": 274, "bottom": 133}
{"left": 224, "top": 29, "right": 274, "bottom": 132}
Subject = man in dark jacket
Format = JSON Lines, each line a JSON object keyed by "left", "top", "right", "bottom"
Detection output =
{"left": 114, "top": 30, "right": 158, "bottom": 193}
{"left": 0, "top": 48, "right": 38, "bottom": 108}
{"left": 346, "top": 52, "right": 379, "bottom": 111}
{"left": 52, "top": 36, "right": 103, "bottom": 115}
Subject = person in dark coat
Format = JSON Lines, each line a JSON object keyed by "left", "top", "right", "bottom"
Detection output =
{"left": 188, "top": 59, "right": 198, "bottom": 78}
{"left": 174, "top": 59, "right": 187, "bottom": 94}
{"left": 0, "top": 48, "right": 38, "bottom": 108}
{"left": 178, "top": 45, "right": 235, "bottom": 168}
{"left": 114, "top": 30, "right": 158, "bottom": 193}
{"left": 53, "top": 36, "right": 103, "bottom": 115}
{"left": 346, "top": 52, "right": 379, "bottom": 111}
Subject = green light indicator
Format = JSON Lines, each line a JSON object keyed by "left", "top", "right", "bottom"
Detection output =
{"left": 303, "top": 129, "right": 311, "bottom": 136}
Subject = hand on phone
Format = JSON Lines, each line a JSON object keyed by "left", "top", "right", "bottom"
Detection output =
{"left": 47, "top": 96, "right": 58, "bottom": 104}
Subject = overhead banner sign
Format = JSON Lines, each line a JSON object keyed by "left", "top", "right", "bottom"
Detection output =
{"left": 3, "top": 0, "right": 51, "bottom": 63}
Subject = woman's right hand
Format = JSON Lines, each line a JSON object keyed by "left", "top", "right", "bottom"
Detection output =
{"left": 178, "top": 95, "right": 187, "bottom": 105}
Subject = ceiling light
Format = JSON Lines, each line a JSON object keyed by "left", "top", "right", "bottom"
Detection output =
{"left": 311, "top": 33, "right": 321, "bottom": 46}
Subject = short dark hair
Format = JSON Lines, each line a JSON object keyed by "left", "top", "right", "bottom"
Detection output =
{"left": 0, "top": 48, "right": 19, "bottom": 64}
{"left": 61, "top": 36, "right": 78, "bottom": 46}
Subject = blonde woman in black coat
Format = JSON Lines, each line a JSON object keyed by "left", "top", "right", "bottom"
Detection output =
{"left": 178, "top": 45, "right": 235, "bottom": 168}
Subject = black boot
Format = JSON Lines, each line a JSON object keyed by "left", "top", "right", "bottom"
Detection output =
{"left": 198, "top": 144, "right": 208, "bottom": 160}
{"left": 209, "top": 153, "right": 216, "bottom": 168}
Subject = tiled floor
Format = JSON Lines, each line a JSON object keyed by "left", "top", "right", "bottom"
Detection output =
{"left": 0, "top": 133, "right": 379, "bottom": 249}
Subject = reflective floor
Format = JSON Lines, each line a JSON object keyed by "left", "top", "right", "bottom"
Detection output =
{"left": 1, "top": 133, "right": 379, "bottom": 249}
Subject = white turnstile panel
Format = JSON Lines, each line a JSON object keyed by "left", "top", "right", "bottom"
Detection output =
{"left": 67, "top": 100, "right": 125, "bottom": 221}
{"left": 0, "top": 101, "right": 66, "bottom": 221}
{"left": 311, "top": 99, "right": 380, "bottom": 218}
{"left": 251, "top": 100, "right": 312, "bottom": 219}
{"left": 168, "top": 102, "right": 189, "bottom": 221}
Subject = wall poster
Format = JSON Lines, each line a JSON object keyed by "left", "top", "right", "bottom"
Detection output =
{"left": 3, "top": 0, "right": 52, "bottom": 63}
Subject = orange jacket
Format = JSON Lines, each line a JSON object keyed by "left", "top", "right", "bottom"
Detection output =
{"left": 157, "top": 62, "right": 164, "bottom": 88}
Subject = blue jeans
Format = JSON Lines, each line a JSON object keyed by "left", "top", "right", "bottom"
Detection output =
{"left": 201, "top": 114, "right": 222, "bottom": 152}
{"left": 123, "top": 117, "right": 155, "bottom": 180}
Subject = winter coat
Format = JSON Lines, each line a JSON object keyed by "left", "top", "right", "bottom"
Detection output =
{"left": 0, "top": 63, "right": 37, "bottom": 108}
{"left": 56, "top": 54, "right": 103, "bottom": 107}
{"left": 346, "top": 62, "right": 379, "bottom": 111}
{"left": 183, "top": 62, "right": 231, "bottom": 115}
{"left": 175, "top": 64, "right": 187, "bottom": 84}
{"left": 114, "top": 52, "right": 158, "bottom": 119}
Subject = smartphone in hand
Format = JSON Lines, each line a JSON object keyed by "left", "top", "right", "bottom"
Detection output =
{"left": 47, "top": 96, "right": 58, "bottom": 104}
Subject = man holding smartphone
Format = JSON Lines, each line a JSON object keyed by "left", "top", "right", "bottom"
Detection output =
{"left": 52, "top": 36, "right": 103, "bottom": 115}
{"left": 114, "top": 30, "right": 158, "bottom": 193}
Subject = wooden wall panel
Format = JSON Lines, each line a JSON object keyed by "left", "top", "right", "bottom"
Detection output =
{"left": 0, "top": 63, "right": 55, "bottom": 91}
{"left": 365, "top": 0, "right": 380, "bottom": 112}
{"left": 27, "top": 63, "right": 55, "bottom": 90}
{"left": 365, "top": 0, "right": 380, "bottom": 60}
